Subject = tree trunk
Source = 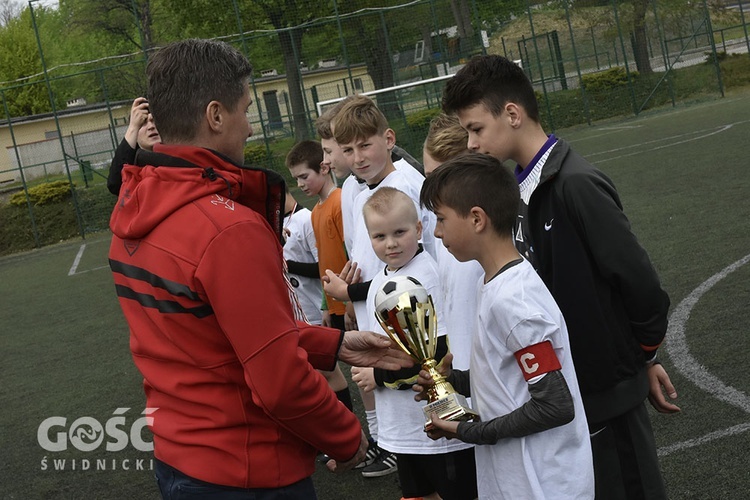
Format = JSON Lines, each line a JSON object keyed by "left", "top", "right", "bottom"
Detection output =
{"left": 631, "top": 0, "right": 653, "bottom": 74}
{"left": 362, "top": 21, "right": 400, "bottom": 120}
{"left": 450, "top": 0, "right": 474, "bottom": 57}
{"left": 277, "top": 28, "right": 310, "bottom": 141}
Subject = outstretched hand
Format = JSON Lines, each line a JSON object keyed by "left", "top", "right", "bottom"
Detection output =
{"left": 647, "top": 362, "right": 681, "bottom": 414}
{"left": 339, "top": 330, "right": 413, "bottom": 371}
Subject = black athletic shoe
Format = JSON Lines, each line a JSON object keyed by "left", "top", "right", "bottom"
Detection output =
{"left": 354, "top": 439, "right": 379, "bottom": 469}
{"left": 361, "top": 447, "right": 397, "bottom": 478}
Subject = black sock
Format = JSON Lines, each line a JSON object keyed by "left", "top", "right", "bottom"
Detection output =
{"left": 335, "top": 388, "right": 354, "bottom": 412}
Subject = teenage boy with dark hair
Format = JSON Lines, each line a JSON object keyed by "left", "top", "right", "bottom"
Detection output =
{"left": 108, "top": 39, "right": 411, "bottom": 498}
{"left": 285, "top": 140, "right": 355, "bottom": 416}
{"left": 442, "top": 54, "right": 679, "bottom": 499}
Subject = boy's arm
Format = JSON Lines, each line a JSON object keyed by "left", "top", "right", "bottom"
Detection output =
{"left": 347, "top": 280, "right": 371, "bottom": 302}
{"left": 563, "top": 170, "right": 670, "bottom": 355}
{"left": 454, "top": 370, "right": 574, "bottom": 445}
{"left": 286, "top": 259, "right": 320, "bottom": 278}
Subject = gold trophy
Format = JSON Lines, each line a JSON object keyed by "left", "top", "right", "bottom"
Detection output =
{"left": 374, "top": 275, "right": 479, "bottom": 430}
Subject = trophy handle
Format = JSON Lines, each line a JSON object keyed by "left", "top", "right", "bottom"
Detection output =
{"left": 422, "top": 358, "right": 456, "bottom": 402}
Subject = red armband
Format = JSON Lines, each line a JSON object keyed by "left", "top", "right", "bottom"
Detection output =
{"left": 513, "top": 341, "right": 562, "bottom": 381}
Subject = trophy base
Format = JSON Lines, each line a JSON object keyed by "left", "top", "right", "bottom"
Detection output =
{"left": 423, "top": 393, "right": 480, "bottom": 431}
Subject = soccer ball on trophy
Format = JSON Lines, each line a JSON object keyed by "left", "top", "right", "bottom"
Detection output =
{"left": 374, "top": 275, "right": 429, "bottom": 322}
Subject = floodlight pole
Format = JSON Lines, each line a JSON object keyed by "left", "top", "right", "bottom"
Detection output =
{"left": 28, "top": 0, "right": 86, "bottom": 239}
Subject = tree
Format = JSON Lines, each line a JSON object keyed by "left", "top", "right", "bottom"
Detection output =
{"left": 450, "top": 0, "right": 475, "bottom": 57}
{"left": 61, "top": 0, "right": 154, "bottom": 51}
{"left": 0, "top": 7, "right": 52, "bottom": 116}
{"left": 0, "top": 0, "right": 21, "bottom": 27}
{"left": 631, "top": 0, "right": 653, "bottom": 74}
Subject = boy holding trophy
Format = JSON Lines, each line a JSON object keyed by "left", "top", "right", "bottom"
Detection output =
{"left": 418, "top": 153, "right": 594, "bottom": 499}
{"left": 353, "top": 186, "right": 478, "bottom": 500}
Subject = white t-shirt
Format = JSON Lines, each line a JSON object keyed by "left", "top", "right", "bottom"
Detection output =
{"left": 350, "top": 169, "right": 437, "bottom": 324}
{"left": 471, "top": 258, "right": 593, "bottom": 499}
{"left": 283, "top": 207, "right": 323, "bottom": 325}
{"left": 434, "top": 239, "right": 484, "bottom": 371}
{"left": 340, "top": 174, "right": 366, "bottom": 256}
{"left": 366, "top": 251, "right": 473, "bottom": 455}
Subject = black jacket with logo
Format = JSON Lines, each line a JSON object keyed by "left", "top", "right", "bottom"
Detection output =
{"left": 520, "top": 139, "right": 670, "bottom": 425}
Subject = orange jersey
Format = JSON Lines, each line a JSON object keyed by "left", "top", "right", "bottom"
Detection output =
{"left": 311, "top": 188, "right": 348, "bottom": 315}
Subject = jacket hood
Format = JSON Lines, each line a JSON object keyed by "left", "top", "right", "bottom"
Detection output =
{"left": 110, "top": 144, "right": 285, "bottom": 241}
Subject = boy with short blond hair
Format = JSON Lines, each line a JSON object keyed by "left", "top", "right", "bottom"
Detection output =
{"left": 356, "top": 186, "right": 477, "bottom": 500}
{"left": 419, "top": 153, "right": 593, "bottom": 499}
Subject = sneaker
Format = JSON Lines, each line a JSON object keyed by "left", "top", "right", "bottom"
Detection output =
{"left": 354, "top": 439, "right": 379, "bottom": 469}
{"left": 361, "top": 447, "right": 398, "bottom": 478}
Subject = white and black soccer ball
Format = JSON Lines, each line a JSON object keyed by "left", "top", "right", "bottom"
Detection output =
{"left": 374, "top": 275, "right": 429, "bottom": 320}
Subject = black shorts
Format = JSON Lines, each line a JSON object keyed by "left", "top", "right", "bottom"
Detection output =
{"left": 396, "top": 447, "right": 477, "bottom": 500}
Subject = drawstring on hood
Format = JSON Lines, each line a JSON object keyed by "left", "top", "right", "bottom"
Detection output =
{"left": 202, "top": 167, "right": 233, "bottom": 197}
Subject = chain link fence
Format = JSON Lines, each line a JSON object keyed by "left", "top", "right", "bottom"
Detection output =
{"left": 1, "top": 0, "right": 748, "bottom": 255}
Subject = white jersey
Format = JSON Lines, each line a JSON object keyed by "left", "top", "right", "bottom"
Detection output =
{"left": 283, "top": 207, "right": 323, "bottom": 325}
{"left": 471, "top": 258, "right": 593, "bottom": 499}
{"left": 434, "top": 239, "right": 484, "bottom": 371}
{"left": 350, "top": 169, "right": 437, "bottom": 324}
{"left": 366, "top": 251, "right": 473, "bottom": 455}
{"left": 340, "top": 174, "right": 366, "bottom": 256}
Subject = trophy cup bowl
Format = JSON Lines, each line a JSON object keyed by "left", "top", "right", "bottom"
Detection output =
{"left": 374, "top": 275, "right": 479, "bottom": 430}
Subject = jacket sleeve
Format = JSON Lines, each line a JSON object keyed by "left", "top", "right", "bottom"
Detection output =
{"left": 107, "top": 138, "right": 137, "bottom": 195}
{"left": 562, "top": 169, "right": 670, "bottom": 354}
{"left": 196, "top": 220, "right": 360, "bottom": 462}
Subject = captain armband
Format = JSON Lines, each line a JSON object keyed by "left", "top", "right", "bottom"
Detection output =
{"left": 513, "top": 341, "right": 562, "bottom": 382}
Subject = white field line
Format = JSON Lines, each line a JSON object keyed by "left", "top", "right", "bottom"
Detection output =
{"left": 658, "top": 254, "right": 750, "bottom": 459}
{"left": 658, "top": 422, "right": 750, "bottom": 457}
{"left": 666, "top": 253, "right": 750, "bottom": 414}
{"left": 68, "top": 243, "right": 86, "bottom": 276}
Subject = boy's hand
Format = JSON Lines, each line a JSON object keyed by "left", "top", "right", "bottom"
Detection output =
{"left": 344, "top": 302, "right": 358, "bottom": 330}
{"left": 338, "top": 260, "right": 361, "bottom": 284}
{"left": 321, "top": 310, "right": 331, "bottom": 328}
{"left": 647, "top": 362, "right": 681, "bottom": 414}
{"left": 413, "top": 352, "right": 453, "bottom": 402}
{"left": 425, "top": 413, "right": 459, "bottom": 440}
{"left": 351, "top": 366, "right": 376, "bottom": 392}
{"left": 322, "top": 270, "right": 350, "bottom": 301}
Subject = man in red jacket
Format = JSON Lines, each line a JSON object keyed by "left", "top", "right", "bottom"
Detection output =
{"left": 109, "top": 39, "right": 410, "bottom": 499}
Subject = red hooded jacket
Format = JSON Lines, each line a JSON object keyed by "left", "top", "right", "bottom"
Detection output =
{"left": 109, "top": 144, "right": 361, "bottom": 488}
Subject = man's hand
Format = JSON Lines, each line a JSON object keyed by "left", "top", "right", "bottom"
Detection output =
{"left": 339, "top": 331, "right": 412, "bottom": 370}
{"left": 326, "top": 430, "right": 368, "bottom": 473}
{"left": 125, "top": 97, "right": 149, "bottom": 148}
{"left": 425, "top": 413, "right": 459, "bottom": 441}
{"left": 413, "top": 352, "right": 453, "bottom": 402}
{"left": 647, "top": 362, "right": 681, "bottom": 414}
{"left": 351, "top": 366, "right": 376, "bottom": 392}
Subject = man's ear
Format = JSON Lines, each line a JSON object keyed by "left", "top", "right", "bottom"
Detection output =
{"left": 205, "top": 100, "right": 224, "bottom": 133}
